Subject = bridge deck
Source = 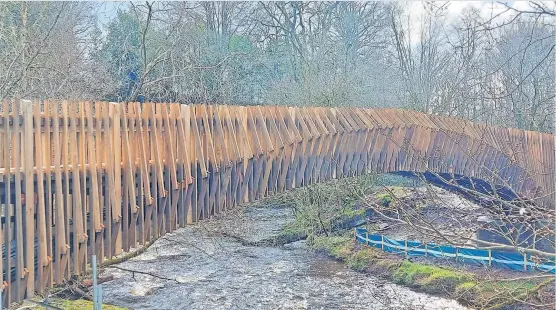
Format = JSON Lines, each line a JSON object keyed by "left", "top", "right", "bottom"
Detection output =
{"left": 0, "top": 99, "right": 553, "bottom": 306}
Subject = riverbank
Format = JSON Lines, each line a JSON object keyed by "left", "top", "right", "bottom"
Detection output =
{"left": 311, "top": 234, "right": 553, "bottom": 309}
{"left": 273, "top": 175, "right": 555, "bottom": 309}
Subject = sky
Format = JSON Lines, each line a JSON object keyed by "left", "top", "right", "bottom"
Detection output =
{"left": 401, "top": 1, "right": 553, "bottom": 45}
{"left": 97, "top": 1, "right": 124, "bottom": 28}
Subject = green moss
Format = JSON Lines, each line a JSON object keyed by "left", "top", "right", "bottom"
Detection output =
{"left": 374, "top": 187, "right": 414, "bottom": 207}
{"left": 341, "top": 206, "right": 366, "bottom": 217}
{"left": 311, "top": 235, "right": 381, "bottom": 271}
{"left": 345, "top": 248, "right": 379, "bottom": 271}
{"left": 47, "top": 298, "right": 129, "bottom": 310}
{"left": 281, "top": 222, "right": 304, "bottom": 237}
{"left": 311, "top": 235, "right": 354, "bottom": 259}
{"left": 480, "top": 280, "right": 536, "bottom": 292}
{"left": 375, "top": 193, "right": 393, "bottom": 206}
{"left": 375, "top": 259, "right": 400, "bottom": 270}
{"left": 393, "top": 260, "right": 474, "bottom": 292}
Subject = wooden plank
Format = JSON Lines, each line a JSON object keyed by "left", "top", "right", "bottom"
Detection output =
{"left": 33, "top": 101, "right": 48, "bottom": 293}
{"left": 147, "top": 104, "right": 162, "bottom": 234}
{"left": 12, "top": 99, "right": 25, "bottom": 300}
{"left": 61, "top": 101, "right": 72, "bottom": 278}
{"left": 110, "top": 103, "right": 122, "bottom": 254}
{"left": 85, "top": 103, "right": 101, "bottom": 259}
{"left": 176, "top": 105, "right": 193, "bottom": 223}
{"left": 68, "top": 102, "right": 85, "bottom": 273}
{"left": 3, "top": 99, "right": 12, "bottom": 305}
{"left": 43, "top": 101, "right": 54, "bottom": 289}
{"left": 21, "top": 100, "right": 35, "bottom": 296}
{"left": 162, "top": 104, "right": 179, "bottom": 228}
{"left": 94, "top": 102, "right": 106, "bottom": 262}
{"left": 51, "top": 101, "right": 68, "bottom": 285}
{"left": 127, "top": 103, "right": 138, "bottom": 247}
{"left": 134, "top": 103, "right": 150, "bottom": 244}
{"left": 119, "top": 104, "right": 137, "bottom": 250}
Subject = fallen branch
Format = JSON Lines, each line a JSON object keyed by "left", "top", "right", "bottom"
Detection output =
{"left": 108, "top": 265, "right": 180, "bottom": 283}
{"left": 484, "top": 278, "right": 554, "bottom": 310}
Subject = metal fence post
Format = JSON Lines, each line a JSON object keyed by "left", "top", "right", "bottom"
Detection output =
{"left": 93, "top": 255, "right": 99, "bottom": 310}
{"left": 381, "top": 235, "right": 384, "bottom": 251}
{"left": 98, "top": 285, "right": 103, "bottom": 310}
{"left": 404, "top": 240, "right": 408, "bottom": 258}
{"left": 488, "top": 249, "right": 492, "bottom": 266}
{"left": 365, "top": 232, "right": 369, "bottom": 246}
{"left": 424, "top": 244, "right": 427, "bottom": 257}
{"left": 523, "top": 253, "right": 527, "bottom": 271}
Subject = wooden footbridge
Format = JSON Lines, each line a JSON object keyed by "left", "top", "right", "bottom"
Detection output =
{"left": 0, "top": 100, "right": 554, "bottom": 305}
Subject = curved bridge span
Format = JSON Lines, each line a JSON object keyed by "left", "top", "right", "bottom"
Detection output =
{"left": 0, "top": 100, "right": 553, "bottom": 305}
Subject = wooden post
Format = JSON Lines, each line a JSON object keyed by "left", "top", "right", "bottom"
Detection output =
{"left": 33, "top": 101, "right": 48, "bottom": 293}
{"left": 3, "top": 99, "right": 12, "bottom": 305}
{"left": 69, "top": 102, "right": 85, "bottom": 273}
{"left": 52, "top": 101, "right": 68, "bottom": 285}
{"left": 22, "top": 100, "right": 35, "bottom": 296}
{"left": 111, "top": 103, "right": 123, "bottom": 255}
{"left": 12, "top": 99, "right": 24, "bottom": 301}
{"left": 365, "top": 231, "right": 369, "bottom": 246}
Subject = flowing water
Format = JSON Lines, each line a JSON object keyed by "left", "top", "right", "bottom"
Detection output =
{"left": 101, "top": 206, "right": 468, "bottom": 310}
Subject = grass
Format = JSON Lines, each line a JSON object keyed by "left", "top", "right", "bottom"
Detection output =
{"left": 311, "top": 235, "right": 354, "bottom": 258}
{"left": 311, "top": 234, "right": 383, "bottom": 271}
{"left": 374, "top": 186, "right": 413, "bottom": 207}
{"left": 20, "top": 297, "right": 128, "bottom": 310}
{"left": 341, "top": 206, "right": 366, "bottom": 217}
{"left": 393, "top": 260, "right": 474, "bottom": 292}
{"left": 48, "top": 298, "right": 129, "bottom": 310}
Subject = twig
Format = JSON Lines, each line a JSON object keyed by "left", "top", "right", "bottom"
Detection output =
{"left": 108, "top": 265, "right": 180, "bottom": 283}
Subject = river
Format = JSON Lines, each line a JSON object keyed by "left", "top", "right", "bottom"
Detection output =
{"left": 101, "top": 205, "right": 468, "bottom": 310}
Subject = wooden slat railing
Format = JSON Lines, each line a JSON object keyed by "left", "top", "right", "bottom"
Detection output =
{"left": 0, "top": 99, "right": 553, "bottom": 306}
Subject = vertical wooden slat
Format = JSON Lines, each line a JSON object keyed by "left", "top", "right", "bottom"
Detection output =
{"left": 61, "top": 101, "right": 71, "bottom": 279}
{"left": 43, "top": 101, "right": 53, "bottom": 289}
{"left": 21, "top": 100, "right": 35, "bottom": 296}
{"left": 77, "top": 102, "right": 88, "bottom": 269}
{"left": 12, "top": 99, "right": 25, "bottom": 300}
{"left": 32, "top": 101, "right": 48, "bottom": 293}
{"left": 68, "top": 102, "right": 85, "bottom": 274}
{"left": 3, "top": 99, "right": 12, "bottom": 305}
{"left": 52, "top": 101, "right": 68, "bottom": 285}
{"left": 110, "top": 103, "right": 122, "bottom": 255}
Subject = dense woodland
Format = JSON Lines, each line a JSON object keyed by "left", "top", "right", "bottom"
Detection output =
{"left": 0, "top": 1, "right": 554, "bottom": 132}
